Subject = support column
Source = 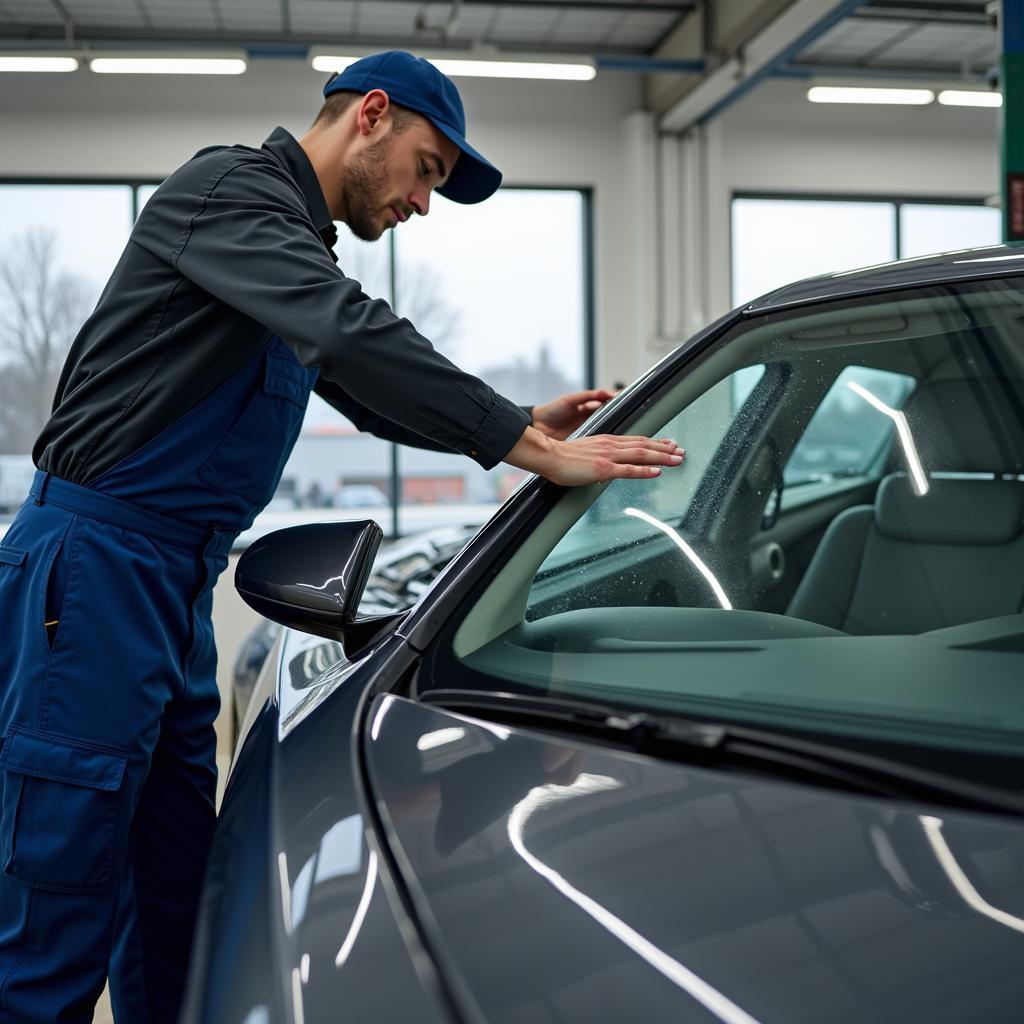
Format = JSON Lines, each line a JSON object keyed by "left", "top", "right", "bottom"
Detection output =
{"left": 622, "top": 110, "right": 660, "bottom": 379}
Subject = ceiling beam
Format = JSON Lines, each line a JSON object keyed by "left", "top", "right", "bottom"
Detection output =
{"left": 659, "top": 0, "right": 865, "bottom": 132}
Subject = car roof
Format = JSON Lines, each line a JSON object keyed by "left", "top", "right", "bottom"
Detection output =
{"left": 744, "top": 242, "right": 1024, "bottom": 314}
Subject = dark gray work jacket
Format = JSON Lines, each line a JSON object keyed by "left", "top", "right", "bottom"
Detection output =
{"left": 34, "top": 127, "right": 530, "bottom": 484}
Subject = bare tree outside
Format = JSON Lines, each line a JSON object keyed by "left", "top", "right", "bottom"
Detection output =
{"left": 0, "top": 229, "right": 95, "bottom": 453}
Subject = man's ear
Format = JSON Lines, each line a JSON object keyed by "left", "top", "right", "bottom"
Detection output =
{"left": 356, "top": 89, "right": 391, "bottom": 137}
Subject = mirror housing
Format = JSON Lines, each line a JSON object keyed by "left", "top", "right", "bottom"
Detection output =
{"left": 235, "top": 520, "right": 398, "bottom": 655}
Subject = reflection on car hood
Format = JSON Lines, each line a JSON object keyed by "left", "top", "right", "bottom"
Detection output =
{"left": 366, "top": 696, "right": 1024, "bottom": 1024}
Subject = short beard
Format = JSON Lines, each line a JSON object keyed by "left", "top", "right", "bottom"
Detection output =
{"left": 341, "top": 134, "right": 394, "bottom": 242}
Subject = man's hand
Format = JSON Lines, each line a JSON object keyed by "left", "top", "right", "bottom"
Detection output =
{"left": 531, "top": 388, "right": 618, "bottom": 441}
{"left": 505, "top": 426, "right": 683, "bottom": 487}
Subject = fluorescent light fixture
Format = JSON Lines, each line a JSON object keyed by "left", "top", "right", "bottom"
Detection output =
{"left": 311, "top": 51, "right": 594, "bottom": 81}
{"left": 808, "top": 85, "right": 934, "bottom": 105}
{"left": 846, "top": 381, "right": 929, "bottom": 496}
{"left": 624, "top": 507, "right": 732, "bottom": 609}
{"left": 0, "top": 55, "right": 78, "bottom": 72}
{"left": 430, "top": 58, "right": 594, "bottom": 81}
{"left": 89, "top": 56, "right": 246, "bottom": 75}
{"left": 311, "top": 54, "right": 359, "bottom": 74}
{"left": 938, "top": 89, "right": 1002, "bottom": 108}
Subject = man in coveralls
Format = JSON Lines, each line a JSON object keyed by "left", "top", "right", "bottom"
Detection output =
{"left": 0, "top": 51, "right": 683, "bottom": 1022}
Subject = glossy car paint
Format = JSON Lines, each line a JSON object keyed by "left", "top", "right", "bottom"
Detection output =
{"left": 368, "top": 695, "right": 1024, "bottom": 1024}
{"left": 184, "top": 635, "right": 453, "bottom": 1024}
{"left": 186, "top": 245, "right": 1024, "bottom": 1023}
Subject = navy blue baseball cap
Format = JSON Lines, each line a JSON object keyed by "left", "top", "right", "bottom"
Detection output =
{"left": 323, "top": 50, "right": 502, "bottom": 205}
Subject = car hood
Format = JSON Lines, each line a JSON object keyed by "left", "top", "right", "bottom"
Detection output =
{"left": 365, "top": 695, "right": 1024, "bottom": 1024}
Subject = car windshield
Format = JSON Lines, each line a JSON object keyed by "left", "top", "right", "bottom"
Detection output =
{"left": 439, "top": 278, "right": 1024, "bottom": 775}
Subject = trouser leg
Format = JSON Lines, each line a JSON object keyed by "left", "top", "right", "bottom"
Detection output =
{"left": 109, "top": 691, "right": 219, "bottom": 1024}
{"left": 109, "top": 587, "right": 221, "bottom": 1024}
{"left": 0, "top": 509, "right": 199, "bottom": 1023}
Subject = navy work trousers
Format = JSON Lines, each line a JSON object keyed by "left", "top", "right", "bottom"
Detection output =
{"left": 0, "top": 478, "right": 231, "bottom": 1023}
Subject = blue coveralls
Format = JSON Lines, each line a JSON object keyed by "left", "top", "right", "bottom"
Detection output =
{"left": 0, "top": 335, "right": 316, "bottom": 1022}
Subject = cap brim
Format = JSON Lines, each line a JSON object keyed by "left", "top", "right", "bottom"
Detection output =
{"left": 433, "top": 121, "right": 502, "bottom": 204}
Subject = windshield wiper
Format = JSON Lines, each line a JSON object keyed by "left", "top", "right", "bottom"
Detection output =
{"left": 419, "top": 688, "right": 1024, "bottom": 818}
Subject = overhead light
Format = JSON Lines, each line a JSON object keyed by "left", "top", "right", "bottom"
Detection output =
{"left": 808, "top": 85, "right": 934, "bottom": 105}
{"left": 938, "top": 89, "right": 1002, "bottom": 108}
{"left": 430, "top": 58, "right": 594, "bottom": 81}
{"left": 310, "top": 50, "right": 595, "bottom": 81}
{"left": 89, "top": 55, "right": 246, "bottom": 75}
{"left": 0, "top": 55, "right": 78, "bottom": 72}
{"left": 311, "top": 54, "right": 359, "bottom": 74}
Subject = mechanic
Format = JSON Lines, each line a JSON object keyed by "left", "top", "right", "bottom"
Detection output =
{"left": 0, "top": 50, "right": 683, "bottom": 1023}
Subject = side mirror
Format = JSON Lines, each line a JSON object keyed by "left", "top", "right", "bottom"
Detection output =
{"left": 235, "top": 521, "right": 399, "bottom": 657}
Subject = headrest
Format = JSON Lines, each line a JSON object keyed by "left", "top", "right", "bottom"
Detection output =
{"left": 903, "top": 378, "right": 1024, "bottom": 475}
{"left": 875, "top": 473, "right": 1024, "bottom": 545}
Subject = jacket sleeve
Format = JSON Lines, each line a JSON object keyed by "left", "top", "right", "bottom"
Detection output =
{"left": 312, "top": 377, "right": 458, "bottom": 453}
{"left": 165, "top": 156, "right": 529, "bottom": 470}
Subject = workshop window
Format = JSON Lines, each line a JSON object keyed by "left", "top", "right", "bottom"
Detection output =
{"left": 732, "top": 195, "right": 1001, "bottom": 309}
{"left": 0, "top": 183, "right": 133, "bottom": 478}
{"left": 392, "top": 188, "right": 589, "bottom": 535}
{"left": 731, "top": 198, "right": 896, "bottom": 308}
{"left": 898, "top": 202, "right": 1000, "bottom": 259}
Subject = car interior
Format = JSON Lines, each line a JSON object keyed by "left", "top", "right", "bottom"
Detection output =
{"left": 440, "top": 282, "right": 1024, "bottom": 757}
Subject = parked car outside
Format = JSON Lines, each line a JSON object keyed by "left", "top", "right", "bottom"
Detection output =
{"left": 184, "top": 246, "right": 1024, "bottom": 1024}
{"left": 332, "top": 483, "right": 388, "bottom": 508}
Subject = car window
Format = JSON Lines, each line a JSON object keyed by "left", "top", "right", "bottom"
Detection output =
{"left": 539, "top": 366, "right": 766, "bottom": 574}
{"left": 439, "top": 279, "right": 1024, "bottom": 777}
{"left": 784, "top": 366, "right": 915, "bottom": 487}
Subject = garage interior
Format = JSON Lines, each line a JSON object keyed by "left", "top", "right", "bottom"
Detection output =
{"left": 0, "top": 3, "right": 1015, "bottom": 1019}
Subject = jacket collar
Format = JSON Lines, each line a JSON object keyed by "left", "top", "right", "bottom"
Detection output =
{"left": 262, "top": 127, "right": 338, "bottom": 258}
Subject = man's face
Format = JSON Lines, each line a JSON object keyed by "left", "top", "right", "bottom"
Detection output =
{"left": 341, "top": 114, "right": 461, "bottom": 242}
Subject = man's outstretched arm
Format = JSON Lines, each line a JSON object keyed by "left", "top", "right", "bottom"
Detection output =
{"left": 314, "top": 379, "right": 682, "bottom": 486}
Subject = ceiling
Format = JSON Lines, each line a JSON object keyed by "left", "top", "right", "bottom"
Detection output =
{"left": 0, "top": 0, "right": 998, "bottom": 76}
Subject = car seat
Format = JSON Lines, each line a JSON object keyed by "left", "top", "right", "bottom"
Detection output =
{"left": 786, "top": 377, "right": 1024, "bottom": 635}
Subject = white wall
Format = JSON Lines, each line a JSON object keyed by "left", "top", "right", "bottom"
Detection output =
{"left": 0, "top": 57, "right": 644, "bottom": 387}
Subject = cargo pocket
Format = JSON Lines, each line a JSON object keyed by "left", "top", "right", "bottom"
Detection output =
{"left": 0, "top": 727, "right": 128, "bottom": 894}
{"left": 197, "top": 351, "right": 317, "bottom": 505}
{"left": 0, "top": 545, "right": 26, "bottom": 574}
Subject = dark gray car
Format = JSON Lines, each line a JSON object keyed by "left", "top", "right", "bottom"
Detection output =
{"left": 183, "top": 246, "right": 1024, "bottom": 1024}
